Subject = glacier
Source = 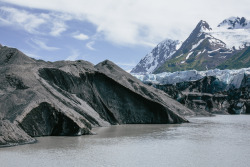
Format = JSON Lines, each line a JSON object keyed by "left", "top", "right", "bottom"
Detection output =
{"left": 132, "top": 68, "right": 250, "bottom": 89}
{"left": 209, "top": 28, "right": 250, "bottom": 50}
{"left": 209, "top": 17, "right": 250, "bottom": 49}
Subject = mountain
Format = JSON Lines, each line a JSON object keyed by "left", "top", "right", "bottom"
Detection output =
{"left": 132, "top": 17, "right": 250, "bottom": 74}
{"left": 154, "top": 20, "right": 237, "bottom": 73}
{"left": 211, "top": 17, "right": 250, "bottom": 49}
{"left": 131, "top": 39, "right": 180, "bottom": 74}
{"left": 217, "top": 46, "right": 250, "bottom": 69}
{"left": 0, "top": 44, "right": 195, "bottom": 147}
{"left": 218, "top": 17, "right": 250, "bottom": 29}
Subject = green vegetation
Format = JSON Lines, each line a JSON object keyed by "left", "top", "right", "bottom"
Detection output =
{"left": 154, "top": 39, "right": 213, "bottom": 73}
{"left": 154, "top": 42, "right": 250, "bottom": 73}
{"left": 154, "top": 51, "right": 208, "bottom": 73}
{"left": 218, "top": 47, "right": 250, "bottom": 69}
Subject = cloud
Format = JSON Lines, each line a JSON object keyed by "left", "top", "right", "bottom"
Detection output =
{"left": 50, "top": 21, "right": 67, "bottom": 36}
{"left": 86, "top": 41, "right": 95, "bottom": 50}
{"left": 66, "top": 49, "right": 80, "bottom": 61}
{"left": 0, "top": 6, "right": 71, "bottom": 36}
{"left": 31, "top": 39, "right": 60, "bottom": 51}
{"left": 0, "top": 6, "right": 46, "bottom": 33}
{"left": 73, "top": 33, "right": 89, "bottom": 40}
{"left": 1, "top": 0, "right": 250, "bottom": 47}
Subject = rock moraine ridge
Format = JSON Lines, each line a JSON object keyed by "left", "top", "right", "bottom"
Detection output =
{"left": 0, "top": 45, "right": 194, "bottom": 147}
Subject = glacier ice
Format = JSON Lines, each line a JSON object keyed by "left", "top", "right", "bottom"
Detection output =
{"left": 132, "top": 68, "right": 250, "bottom": 89}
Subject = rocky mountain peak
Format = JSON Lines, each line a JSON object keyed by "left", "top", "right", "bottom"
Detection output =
{"left": 185, "top": 20, "right": 212, "bottom": 43}
{"left": 158, "top": 38, "right": 179, "bottom": 45}
{"left": 197, "top": 20, "right": 212, "bottom": 32}
{"left": 97, "top": 59, "right": 117, "bottom": 67}
{"left": 218, "top": 17, "right": 250, "bottom": 29}
{"left": 95, "top": 59, "right": 126, "bottom": 75}
{"left": 0, "top": 46, "right": 35, "bottom": 65}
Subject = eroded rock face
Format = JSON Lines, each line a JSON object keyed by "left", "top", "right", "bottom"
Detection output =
{"left": 19, "top": 102, "right": 85, "bottom": 137}
{"left": 182, "top": 93, "right": 229, "bottom": 114}
{"left": 0, "top": 45, "right": 193, "bottom": 147}
{"left": 152, "top": 75, "right": 250, "bottom": 115}
{"left": 0, "top": 120, "right": 35, "bottom": 147}
{"left": 245, "top": 101, "right": 250, "bottom": 114}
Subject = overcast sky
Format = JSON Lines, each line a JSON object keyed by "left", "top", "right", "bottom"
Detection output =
{"left": 0, "top": 0, "right": 249, "bottom": 71}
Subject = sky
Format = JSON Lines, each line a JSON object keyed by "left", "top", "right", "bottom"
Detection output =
{"left": 0, "top": 0, "right": 250, "bottom": 71}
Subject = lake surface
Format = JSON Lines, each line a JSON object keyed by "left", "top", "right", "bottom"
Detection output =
{"left": 1, "top": 115, "right": 250, "bottom": 167}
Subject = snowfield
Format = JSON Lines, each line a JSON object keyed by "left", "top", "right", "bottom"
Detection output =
{"left": 209, "top": 28, "right": 250, "bottom": 50}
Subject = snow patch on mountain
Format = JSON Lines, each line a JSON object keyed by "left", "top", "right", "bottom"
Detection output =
{"left": 191, "top": 39, "right": 204, "bottom": 51}
{"left": 186, "top": 52, "right": 193, "bottom": 60}
{"left": 207, "top": 48, "right": 220, "bottom": 54}
{"left": 176, "top": 54, "right": 183, "bottom": 59}
{"left": 176, "top": 42, "right": 183, "bottom": 50}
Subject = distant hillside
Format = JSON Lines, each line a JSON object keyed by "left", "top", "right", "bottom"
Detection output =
{"left": 217, "top": 46, "right": 250, "bottom": 69}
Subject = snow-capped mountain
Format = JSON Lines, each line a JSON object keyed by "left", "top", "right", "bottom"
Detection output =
{"left": 131, "top": 39, "right": 180, "bottom": 74}
{"left": 132, "top": 17, "right": 250, "bottom": 74}
{"left": 218, "top": 17, "right": 250, "bottom": 29}
{"left": 210, "top": 17, "right": 250, "bottom": 49}
{"left": 152, "top": 17, "right": 250, "bottom": 73}
{"left": 154, "top": 20, "right": 234, "bottom": 73}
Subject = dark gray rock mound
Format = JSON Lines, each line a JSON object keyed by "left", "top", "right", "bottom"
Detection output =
{"left": 19, "top": 102, "right": 88, "bottom": 137}
{"left": 0, "top": 45, "right": 193, "bottom": 147}
{"left": 0, "top": 120, "right": 35, "bottom": 147}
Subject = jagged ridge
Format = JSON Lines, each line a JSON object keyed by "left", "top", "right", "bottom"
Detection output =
{"left": 131, "top": 39, "right": 180, "bottom": 74}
